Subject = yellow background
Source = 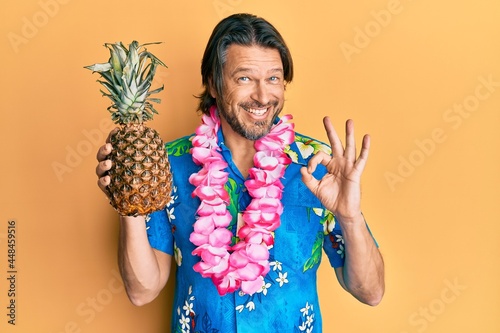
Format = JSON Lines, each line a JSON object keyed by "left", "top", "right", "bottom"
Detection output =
{"left": 1, "top": 0, "right": 499, "bottom": 332}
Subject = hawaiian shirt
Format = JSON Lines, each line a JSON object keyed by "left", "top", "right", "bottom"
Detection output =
{"left": 146, "top": 127, "right": 371, "bottom": 333}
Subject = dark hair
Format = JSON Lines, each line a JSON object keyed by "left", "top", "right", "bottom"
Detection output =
{"left": 197, "top": 13, "right": 294, "bottom": 115}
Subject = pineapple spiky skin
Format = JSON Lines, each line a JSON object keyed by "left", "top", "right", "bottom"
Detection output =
{"left": 85, "top": 41, "right": 172, "bottom": 216}
{"left": 108, "top": 124, "right": 172, "bottom": 216}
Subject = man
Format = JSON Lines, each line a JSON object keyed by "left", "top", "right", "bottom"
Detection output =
{"left": 96, "top": 13, "right": 384, "bottom": 332}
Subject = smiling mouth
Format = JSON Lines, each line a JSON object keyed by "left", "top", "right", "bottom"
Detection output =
{"left": 246, "top": 107, "right": 268, "bottom": 116}
{"left": 240, "top": 100, "right": 279, "bottom": 117}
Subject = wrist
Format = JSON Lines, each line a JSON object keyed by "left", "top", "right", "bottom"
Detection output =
{"left": 335, "top": 211, "right": 364, "bottom": 226}
{"left": 120, "top": 215, "right": 146, "bottom": 226}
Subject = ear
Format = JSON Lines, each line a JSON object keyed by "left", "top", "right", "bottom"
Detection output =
{"left": 208, "top": 77, "right": 217, "bottom": 98}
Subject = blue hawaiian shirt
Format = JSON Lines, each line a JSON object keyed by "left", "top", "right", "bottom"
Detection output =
{"left": 146, "top": 127, "right": 373, "bottom": 333}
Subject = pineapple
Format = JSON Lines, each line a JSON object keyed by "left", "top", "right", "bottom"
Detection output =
{"left": 85, "top": 41, "right": 172, "bottom": 216}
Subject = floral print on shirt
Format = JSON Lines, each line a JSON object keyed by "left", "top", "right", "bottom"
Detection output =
{"left": 235, "top": 256, "right": 290, "bottom": 314}
{"left": 297, "top": 302, "right": 315, "bottom": 332}
{"left": 145, "top": 128, "right": 377, "bottom": 332}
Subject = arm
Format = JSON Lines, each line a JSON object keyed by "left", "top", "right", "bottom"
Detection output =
{"left": 333, "top": 214, "right": 384, "bottom": 306}
{"left": 301, "top": 118, "right": 385, "bottom": 306}
{"left": 96, "top": 142, "right": 171, "bottom": 306}
{"left": 118, "top": 215, "right": 171, "bottom": 306}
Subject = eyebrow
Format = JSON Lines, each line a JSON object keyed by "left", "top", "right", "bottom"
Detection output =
{"left": 231, "top": 67, "right": 284, "bottom": 77}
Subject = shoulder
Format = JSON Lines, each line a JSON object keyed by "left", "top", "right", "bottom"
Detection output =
{"left": 286, "top": 132, "right": 331, "bottom": 166}
{"left": 165, "top": 134, "right": 194, "bottom": 157}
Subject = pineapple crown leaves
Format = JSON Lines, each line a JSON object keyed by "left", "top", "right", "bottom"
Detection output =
{"left": 85, "top": 41, "right": 167, "bottom": 125}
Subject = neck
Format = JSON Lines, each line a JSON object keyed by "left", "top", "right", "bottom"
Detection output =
{"left": 220, "top": 118, "right": 256, "bottom": 178}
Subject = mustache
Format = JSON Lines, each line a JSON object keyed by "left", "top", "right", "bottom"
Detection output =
{"left": 239, "top": 100, "right": 279, "bottom": 109}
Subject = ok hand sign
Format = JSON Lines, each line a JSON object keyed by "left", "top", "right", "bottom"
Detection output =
{"left": 301, "top": 117, "right": 370, "bottom": 224}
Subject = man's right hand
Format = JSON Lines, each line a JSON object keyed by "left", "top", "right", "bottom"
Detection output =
{"left": 96, "top": 129, "right": 119, "bottom": 195}
{"left": 96, "top": 142, "right": 113, "bottom": 194}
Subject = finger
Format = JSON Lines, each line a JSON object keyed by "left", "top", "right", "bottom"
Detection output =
{"left": 97, "top": 175, "right": 111, "bottom": 193}
{"left": 96, "top": 159, "right": 112, "bottom": 178}
{"left": 301, "top": 151, "right": 332, "bottom": 191}
{"left": 307, "top": 151, "right": 332, "bottom": 173}
{"left": 323, "top": 117, "right": 344, "bottom": 157}
{"left": 106, "top": 127, "right": 119, "bottom": 143}
{"left": 354, "top": 134, "right": 371, "bottom": 172}
{"left": 344, "top": 119, "right": 356, "bottom": 162}
{"left": 96, "top": 143, "right": 113, "bottom": 162}
{"left": 300, "top": 166, "right": 320, "bottom": 193}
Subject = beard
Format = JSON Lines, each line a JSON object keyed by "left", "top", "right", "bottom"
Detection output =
{"left": 217, "top": 99, "right": 283, "bottom": 141}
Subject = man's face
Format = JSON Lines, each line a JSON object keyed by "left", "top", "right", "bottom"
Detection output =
{"left": 212, "top": 44, "right": 285, "bottom": 141}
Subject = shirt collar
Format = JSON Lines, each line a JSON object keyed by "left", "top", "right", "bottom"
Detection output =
{"left": 215, "top": 115, "right": 307, "bottom": 167}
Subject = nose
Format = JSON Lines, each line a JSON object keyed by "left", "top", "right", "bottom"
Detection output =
{"left": 251, "top": 81, "right": 271, "bottom": 106}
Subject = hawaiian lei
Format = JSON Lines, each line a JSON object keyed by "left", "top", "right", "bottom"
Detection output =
{"left": 188, "top": 106, "right": 295, "bottom": 296}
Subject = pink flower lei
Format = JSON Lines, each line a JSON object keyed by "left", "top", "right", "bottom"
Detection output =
{"left": 188, "top": 106, "right": 295, "bottom": 296}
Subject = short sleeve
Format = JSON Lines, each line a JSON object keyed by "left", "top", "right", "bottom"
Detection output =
{"left": 146, "top": 208, "right": 174, "bottom": 255}
{"left": 322, "top": 215, "right": 346, "bottom": 268}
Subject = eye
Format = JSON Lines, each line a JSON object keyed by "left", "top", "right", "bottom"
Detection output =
{"left": 238, "top": 76, "right": 250, "bottom": 82}
{"left": 268, "top": 76, "right": 282, "bottom": 84}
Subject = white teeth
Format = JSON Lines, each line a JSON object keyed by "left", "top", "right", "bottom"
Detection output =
{"left": 247, "top": 108, "right": 267, "bottom": 116}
